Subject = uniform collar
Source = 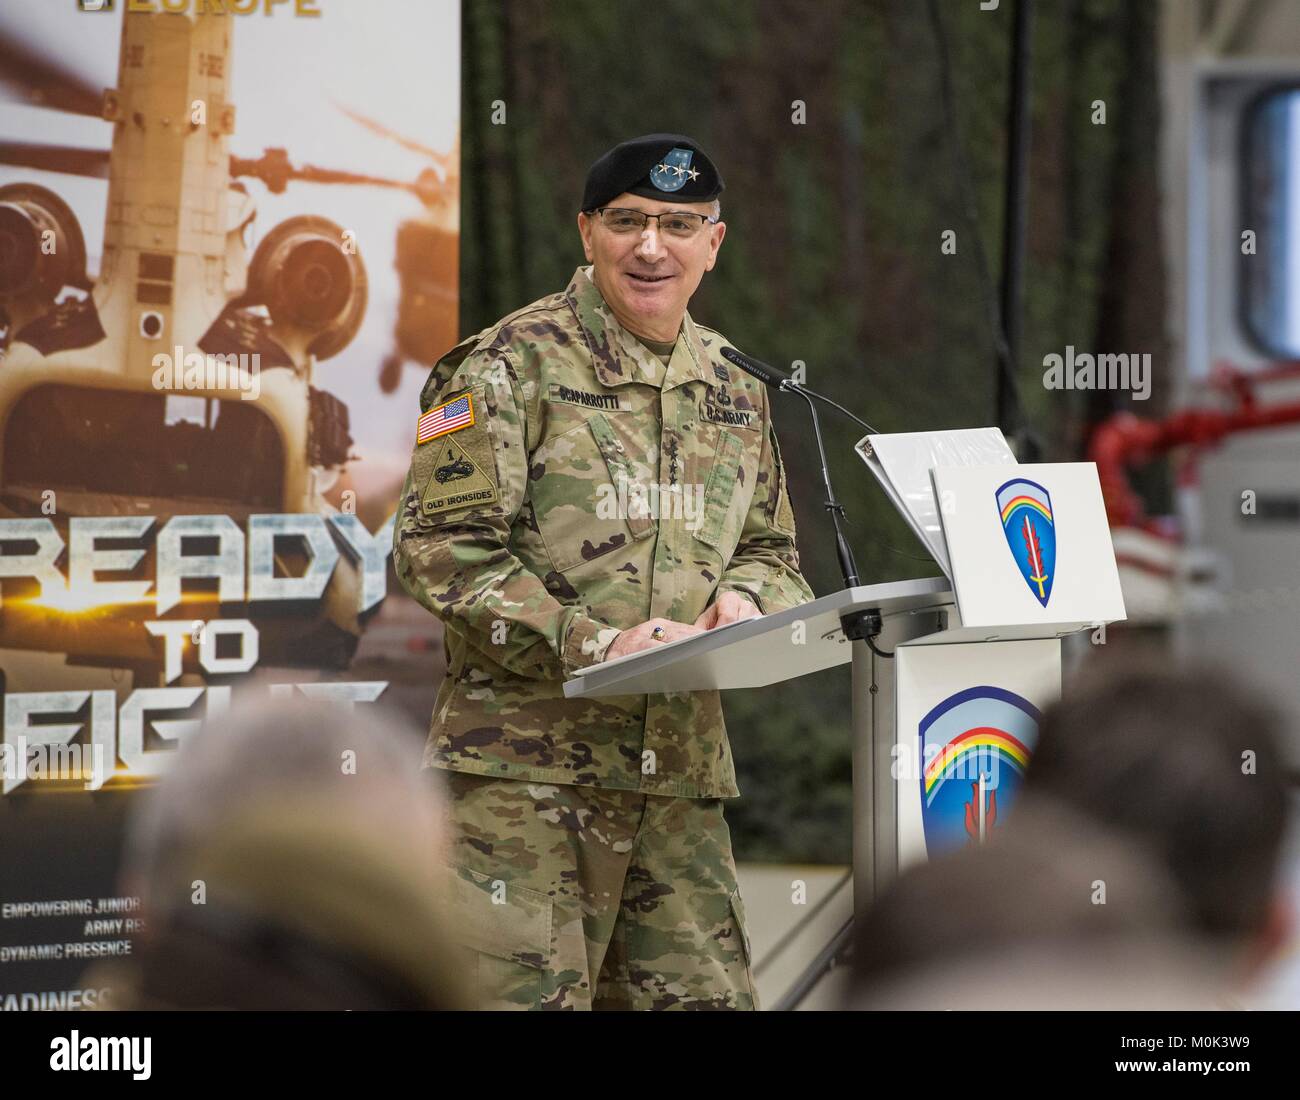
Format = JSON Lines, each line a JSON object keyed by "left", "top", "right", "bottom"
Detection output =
{"left": 565, "top": 265, "right": 717, "bottom": 392}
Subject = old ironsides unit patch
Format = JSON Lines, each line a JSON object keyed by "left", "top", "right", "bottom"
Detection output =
{"left": 413, "top": 391, "right": 501, "bottom": 516}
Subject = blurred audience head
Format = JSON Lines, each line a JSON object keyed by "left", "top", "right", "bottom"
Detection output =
{"left": 849, "top": 798, "right": 1223, "bottom": 1007}
{"left": 103, "top": 698, "right": 468, "bottom": 1010}
{"left": 1027, "top": 659, "right": 1291, "bottom": 977}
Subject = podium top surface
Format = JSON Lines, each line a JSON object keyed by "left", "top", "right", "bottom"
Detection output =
{"left": 564, "top": 577, "right": 954, "bottom": 698}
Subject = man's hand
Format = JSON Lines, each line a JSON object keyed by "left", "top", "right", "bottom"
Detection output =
{"left": 604, "top": 618, "right": 704, "bottom": 661}
{"left": 693, "top": 591, "right": 762, "bottom": 631}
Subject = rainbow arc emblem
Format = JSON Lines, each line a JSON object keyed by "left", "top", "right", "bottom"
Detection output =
{"left": 919, "top": 686, "right": 1040, "bottom": 853}
{"left": 996, "top": 478, "right": 1056, "bottom": 607}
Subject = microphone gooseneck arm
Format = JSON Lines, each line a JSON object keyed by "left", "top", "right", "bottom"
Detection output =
{"left": 789, "top": 385, "right": 860, "bottom": 590}
{"left": 789, "top": 386, "right": 878, "bottom": 436}
{"left": 720, "top": 346, "right": 893, "bottom": 655}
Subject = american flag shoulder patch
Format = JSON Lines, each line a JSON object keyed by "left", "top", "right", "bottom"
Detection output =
{"left": 416, "top": 392, "right": 475, "bottom": 445}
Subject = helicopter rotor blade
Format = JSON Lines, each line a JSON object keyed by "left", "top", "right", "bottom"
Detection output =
{"left": 230, "top": 148, "right": 420, "bottom": 195}
{"left": 333, "top": 101, "right": 453, "bottom": 173}
{"left": 0, "top": 141, "right": 109, "bottom": 179}
{"left": 290, "top": 163, "right": 418, "bottom": 191}
{"left": 0, "top": 28, "right": 104, "bottom": 118}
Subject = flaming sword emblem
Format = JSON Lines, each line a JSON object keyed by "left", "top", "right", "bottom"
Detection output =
{"left": 964, "top": 777, "right": 997, "bottom": 843}
{"left": 1022, "top": 513, "right": 1048, "bottom": 600}
{"left": 996, "top": 478, "right": 1056, "bottom": 606}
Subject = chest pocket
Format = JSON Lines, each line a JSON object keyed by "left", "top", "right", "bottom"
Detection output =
{"left": 529, "top": 411, "right": 654, "bottom": 573}
{"left": 695, "top": 430, "right": 748, "bottom": 554}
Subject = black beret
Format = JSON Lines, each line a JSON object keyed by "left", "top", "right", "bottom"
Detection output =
{"left": 580, "top": 133, "right": 724, "bottom": 212}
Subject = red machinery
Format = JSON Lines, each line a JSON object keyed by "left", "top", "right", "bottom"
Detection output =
{"left": 1089, "top": 359, "right": 1300, "bottom": 532}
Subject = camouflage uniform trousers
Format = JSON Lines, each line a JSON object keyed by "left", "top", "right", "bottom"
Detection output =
{"left": 436, "top": 769, "right": 759, "bottom": 1010}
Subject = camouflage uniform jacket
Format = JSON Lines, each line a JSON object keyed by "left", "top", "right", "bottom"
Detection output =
{"left": 392, "top": 265, "right": 813, "bottom": 798}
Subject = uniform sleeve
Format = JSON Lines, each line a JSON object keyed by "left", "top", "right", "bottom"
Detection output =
{"left": 715, "top": 419, "right": 815, "bottom": 615}
{"left": 392, "top": 348, "right": 621, "bottom": 679}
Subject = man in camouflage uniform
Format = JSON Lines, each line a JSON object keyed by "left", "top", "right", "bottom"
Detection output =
{"left": 393, "top": 133, "right": 813, "bottom": 1010}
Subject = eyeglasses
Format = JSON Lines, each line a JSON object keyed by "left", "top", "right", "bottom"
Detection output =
{"left": 593, "top": 207, "right": 719, "bottom": 238}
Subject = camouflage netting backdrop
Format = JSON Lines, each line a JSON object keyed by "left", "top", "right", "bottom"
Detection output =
{"left": 455, "top": 0, "right": 1166, "bottom": 862}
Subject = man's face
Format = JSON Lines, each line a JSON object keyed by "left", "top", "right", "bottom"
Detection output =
{"left": 577, "top": 192, "right": 726, "bottom": 341}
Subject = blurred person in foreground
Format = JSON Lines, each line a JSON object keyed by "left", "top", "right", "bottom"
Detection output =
{"left": 849, "top": 662, "right": 1292, "bottom": 1009}
{"left": 1025, "top": 661, "right": 1292, "bottom": 994}
{"left": 849, "top": 799, "right": 1226, "bottom": 1009}
{"left": 89, "top": 699, "right": 470, "bottom": 1010}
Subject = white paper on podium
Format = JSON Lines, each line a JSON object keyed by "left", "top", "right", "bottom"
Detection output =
{"left": 855, "top": 428, "right": 1015, "bottom": 578}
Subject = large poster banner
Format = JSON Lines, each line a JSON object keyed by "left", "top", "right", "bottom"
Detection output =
{"left": 0, "top": 0, "right": 460, "bottom": 1009}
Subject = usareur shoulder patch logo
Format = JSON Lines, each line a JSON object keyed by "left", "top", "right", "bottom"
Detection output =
{"left": 421, "top": 433, "right": 499, "bottom": 516}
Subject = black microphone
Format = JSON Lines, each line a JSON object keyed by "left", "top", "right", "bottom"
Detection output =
{"left": 720, "top": 346, "right": 794, "bottom": 390}
{"left": 720, "top": 347, "right": 877, "bottom": 435}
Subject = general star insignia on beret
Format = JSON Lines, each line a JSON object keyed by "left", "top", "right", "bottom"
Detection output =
{"left": 581, "top": 133, "right": 723, "bottom": 210}
{"left": 650, "top": 147, "right": 694, "bottom": 193}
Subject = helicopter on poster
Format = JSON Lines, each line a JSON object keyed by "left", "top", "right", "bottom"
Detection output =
{"left": 0, "top": 5, "right": 459, "bottom": 677}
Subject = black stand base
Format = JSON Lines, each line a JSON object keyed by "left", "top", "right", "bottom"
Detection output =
{"left": 840, "top": 607, "right": 894, "bottom": 659}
